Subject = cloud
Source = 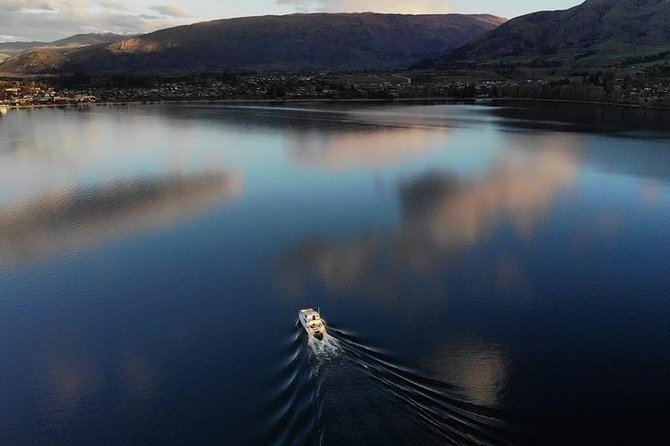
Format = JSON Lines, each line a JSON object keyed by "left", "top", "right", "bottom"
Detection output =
{"left": 0, "top": 0, "right": 57, "bottom": 12}
{"left": 0, "top": 0, "right": 195, "bottom": 41}
{"left": 276, "top": 0, "right": 452, "bottom": 14}
{"left": 149, "top": 4, "right": 193, "bottom": 18}
{"left": 97, "top": 0, "right": 132, "bottom": 12}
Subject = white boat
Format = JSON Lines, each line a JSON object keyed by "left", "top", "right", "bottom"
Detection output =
{"left": 298, "top": 308, "right": 326, "bottom": 340}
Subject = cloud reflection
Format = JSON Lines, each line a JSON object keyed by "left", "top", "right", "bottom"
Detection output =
{"left": 422, "top": 342, "right": 508, "bottom": 408}
{"left": 281, "top": 138, "right": 579, "bottom": 293}
{"left": 44, "top": 351, "right": 102, "bottom": 420}
{"left": 288, "top": 126, "right": 447, "bottom": 171}
{"left": 0, "top": 172, "right": 243, "bottom": 268}
{"left": 395, "top": 146, "right": 577, "bottom": 265}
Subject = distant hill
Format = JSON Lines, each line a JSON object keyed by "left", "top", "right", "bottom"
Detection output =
{"left": 48, "top": 33, "right": 126, "bottom": 48}
{"left": 0, "top": 33, "right": 124, "bottom": 64}
{"left": 0, "top": 42, "right": 47, "bottom": 63}
{"left": 0, "top": 13, "right": 505, "bottom": 74}
{"left": 0, "top": 49, "right": 67, "bottom": 73}
{"left": 421, "top": 0, "right": 670, "bottom": 67}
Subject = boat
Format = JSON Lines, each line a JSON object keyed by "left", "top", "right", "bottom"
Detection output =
{"left": 298, "top": 308, "right": 326, "bottom": 340}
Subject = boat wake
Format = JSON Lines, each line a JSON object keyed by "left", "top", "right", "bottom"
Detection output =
{"left": 260, "top": 320, "right": 534, "bottom": 446}
{"left": 329, "top": 327, "right": 533, "bottom": 446}
{"left": 307, "top": 332, "right": 341, "bottom": 359}
{"left": 256, "top": 326, "right": 320, "bottom": 446}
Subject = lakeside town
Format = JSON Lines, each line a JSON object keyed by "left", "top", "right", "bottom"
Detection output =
{"left": 2, "top": 69, "right": 670, "bottom": 110}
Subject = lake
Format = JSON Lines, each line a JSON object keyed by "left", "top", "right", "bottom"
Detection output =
{"left": 1, "top": 101, "right": 670, "bottom": 445}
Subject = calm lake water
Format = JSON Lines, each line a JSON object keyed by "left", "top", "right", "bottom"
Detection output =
{"left": 1, "top": 102, "right": 670, "bottom": 445}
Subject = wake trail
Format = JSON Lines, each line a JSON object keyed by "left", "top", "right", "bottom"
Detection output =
{"left": 258, "top": 322, "right": 321, "bottom": 446}
{"left": 324, "top": 326, "right": 535, "bottom": 446}
{"left": 262, "top": 320, "right": 536, "bottom": 446}
{"left": 307, "top": 332, "right": 341, "bottom": 359}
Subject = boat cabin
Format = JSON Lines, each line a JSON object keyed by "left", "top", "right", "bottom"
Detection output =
{"left": 299, "top": 308, "right": 326, "bottom": 339}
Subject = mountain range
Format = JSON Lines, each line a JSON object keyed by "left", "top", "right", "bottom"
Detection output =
{"left": 426, "top": 0, "right": 670, "bottom": 67}
{"left": 2, "top": 1, "right": 669, "bottom": 75}
{"left": 0, "top": 13, "right": 504, "bottom": 75}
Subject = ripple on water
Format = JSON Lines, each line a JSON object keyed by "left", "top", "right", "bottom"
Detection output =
{"left": 260, "top": 322, "right": 536, "bottom": 446}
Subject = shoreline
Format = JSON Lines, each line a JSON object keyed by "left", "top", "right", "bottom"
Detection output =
{"left": 0, "top": 97, "right": 475, "bottom": 112}
{"left": 2, "top": 96, "right": 670, "bottom": 113}
{"left": 488, "top": 97, "right": 670, "bottom": 111}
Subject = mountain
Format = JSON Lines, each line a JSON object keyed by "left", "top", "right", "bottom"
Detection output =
{"left": 48, "top": 33, "right": 126, "bottom": 48}
{"left": 423, "top": 0, "right": 670, "bottom": 67}
{"left": 0, "top": 13, "right": 505, "bottom": 75}
{"left": 0, "top": 49, "right": 67, "bottom": 73}
{"left": 0, "top": 33, "right": 124, "bottom": 63}
{"left": 0, "top": 42, "right": 45, "bottom": 63}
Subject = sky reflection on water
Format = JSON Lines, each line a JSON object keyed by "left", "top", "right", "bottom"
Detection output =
{"left": 281, "top": 132, "right": 580, "bottom": 297}
{"left": 1, "top": 103, "right": 670, "bottom": 445}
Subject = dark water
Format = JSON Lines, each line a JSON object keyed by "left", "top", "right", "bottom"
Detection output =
{"left": 1, "top": 102, "right": 670, "bottom": 445}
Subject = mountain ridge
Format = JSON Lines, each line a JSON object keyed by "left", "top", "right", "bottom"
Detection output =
{"left": 423, "top": 0, "right": 670, "bottom": 67}
{"left": 0, "top": 33, "right": 125, "bottom": 63}
{"left": 0, "top": 13, "right": 506, "bottom": 74}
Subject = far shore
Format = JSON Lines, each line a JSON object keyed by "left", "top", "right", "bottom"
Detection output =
{"left": 2, "top": 96, "right": 670, "bottom": 113}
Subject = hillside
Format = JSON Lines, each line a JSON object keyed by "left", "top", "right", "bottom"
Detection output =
{"left": 423, "top": 0, "right": 670, "bottom": 67}
{"left": 0, "top": 42, "right": 37, "bottom": 60}
{"left": 0, "top": 49, "right": 67, "bottom": 74}
{"left": 0, "top": 13, "right": 505, "bottom": 74}
{"left": 0, "top": 33, "right": 124, "bottom": 63}
{"left": 49, "top": 33, "right": 125, "bottom": 48}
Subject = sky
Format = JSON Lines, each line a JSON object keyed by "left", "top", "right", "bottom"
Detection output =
{"left": 0, "top": 0, "right": 582, "bottom": 42}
